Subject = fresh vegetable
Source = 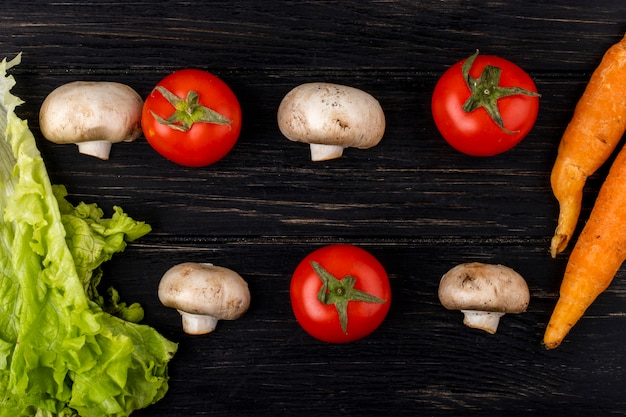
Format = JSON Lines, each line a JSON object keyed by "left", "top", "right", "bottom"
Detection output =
{"left": 431, "top": 51, "right": 540, "bottom": 156}
{"left": 438, "top": 262, "right": 530, "bottom": 334}
{"left": 544, "top": 141, "right": 626, "bottom": 349}
{"left": 277, "top": 82, "right": 386, "bottom": 161}
{"left": 0, "top": 54, "right": 176, "bottom": 416}
{"left": 142, "top": 68, "right": 242, "bottom": 168}
{"left": 290, "top": 244, "right": 391, "bottom": 343}
{"left": 39, "top": 81, "right": 143, "bottom": 160}
{"left": 158, "top": 262, "right": 251, "bottom": 335}
{"left": 54, "top": 184, "right": 150, "bottom": 323}
{"left": 549, "top": 34, "right": 626, "bottom": 258}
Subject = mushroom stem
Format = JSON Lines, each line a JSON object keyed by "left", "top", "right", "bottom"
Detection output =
{"left": 461, "top": 310, "right": 505, "bottom": 334}
{"left": 178, "top": 311, "right": 219, "bottom": 335}
{"left": 77, "top": 140, "right": 113, "bottom": 160}
{"left": 309, "top": 143, "right": 345, "bottom": 161}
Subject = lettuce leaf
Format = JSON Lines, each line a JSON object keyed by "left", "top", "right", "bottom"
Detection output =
{"left": 0, "top": 54, "right": 177, "bottom": 416}
{"left": 54, "top": 184, "right": 149, "bottom": 323}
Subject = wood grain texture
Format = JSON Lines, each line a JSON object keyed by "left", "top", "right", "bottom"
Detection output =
{"left": 1, "top": 1, "right": 626, "bottom": 416}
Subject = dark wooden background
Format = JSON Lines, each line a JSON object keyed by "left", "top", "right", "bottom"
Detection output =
{"left": 2, "top": 1, "right": 626, "bottom": 416}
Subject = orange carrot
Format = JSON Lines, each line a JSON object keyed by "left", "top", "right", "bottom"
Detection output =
{"left": 544, "top": 142, "right": 626, "bottom": 349}
{"left": 550, "top": 33, "right": 626, "bottom": 258}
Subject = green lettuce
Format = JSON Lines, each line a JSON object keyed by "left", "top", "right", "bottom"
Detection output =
{"left": 0, "top": 54, "right": 177, "bottom": 416}
{"left": 54, "top": 184, "right": 149, "bottom": 323}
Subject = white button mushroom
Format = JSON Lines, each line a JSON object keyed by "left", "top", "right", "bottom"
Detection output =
{"left": 438, "top": 262, "right": 530, "bottom": 334}
{"left": 277, "top": 82, "right": 386, "bottom": 161}
{"left": 158, "top": 262, "right": 251, "bottom": 335}
{"left": 39, "top": 81, "right": 144, "bottom": 160}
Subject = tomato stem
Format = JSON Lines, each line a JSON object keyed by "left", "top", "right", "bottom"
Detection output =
{"left": 461, "top": 50, "right": 539, "bottom": 133}
{"left": 311, "top": 261, "right": 386, "bottom": 334}
{"left": 150, "top": 86, "right": 232, "bottom": 132}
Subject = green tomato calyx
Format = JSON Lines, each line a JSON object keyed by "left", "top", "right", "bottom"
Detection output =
{"left": 150, "top": 86, "right": 232, "bottom": 132}
{"left": 461, "top": 50, "right": 539, "bottom": 134}
{"left": 311, "top": 261, "right": 386, "bottom": 335}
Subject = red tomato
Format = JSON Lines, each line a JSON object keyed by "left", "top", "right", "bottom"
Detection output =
{"left": 431, "top": 51, "right": 539, "bottom": 156}
{"left": 142, "top": 68, "right": 242, "bottom": 167}
{"left": 290, "top": 244, "right": 391, "bottom": 343}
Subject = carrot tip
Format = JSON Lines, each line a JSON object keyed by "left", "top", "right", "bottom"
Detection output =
{"left": 543, "top": 339, "right": 561, "bottom": 350}
{"left": 550, "top": 233, "right": 568, "bottom": 258}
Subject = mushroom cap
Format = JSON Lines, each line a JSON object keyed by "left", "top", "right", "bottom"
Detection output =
{"left": 277, "top": 82, "right": 385, "bottom": 149}
{"left": 438, "top": 262, "right": 529, "bottom": 313}
{"left": 158, "top": 262, "right": 250, "bottom": 320}
{"left": 39, "top": 81, "right": 143, "bottom": 145}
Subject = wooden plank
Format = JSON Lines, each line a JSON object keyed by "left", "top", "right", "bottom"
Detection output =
{"left": 0, "top": 1, "right": 624, "bottom": 72}
{"left": 1, "top": 0, "right": 625, "bottom": 415}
